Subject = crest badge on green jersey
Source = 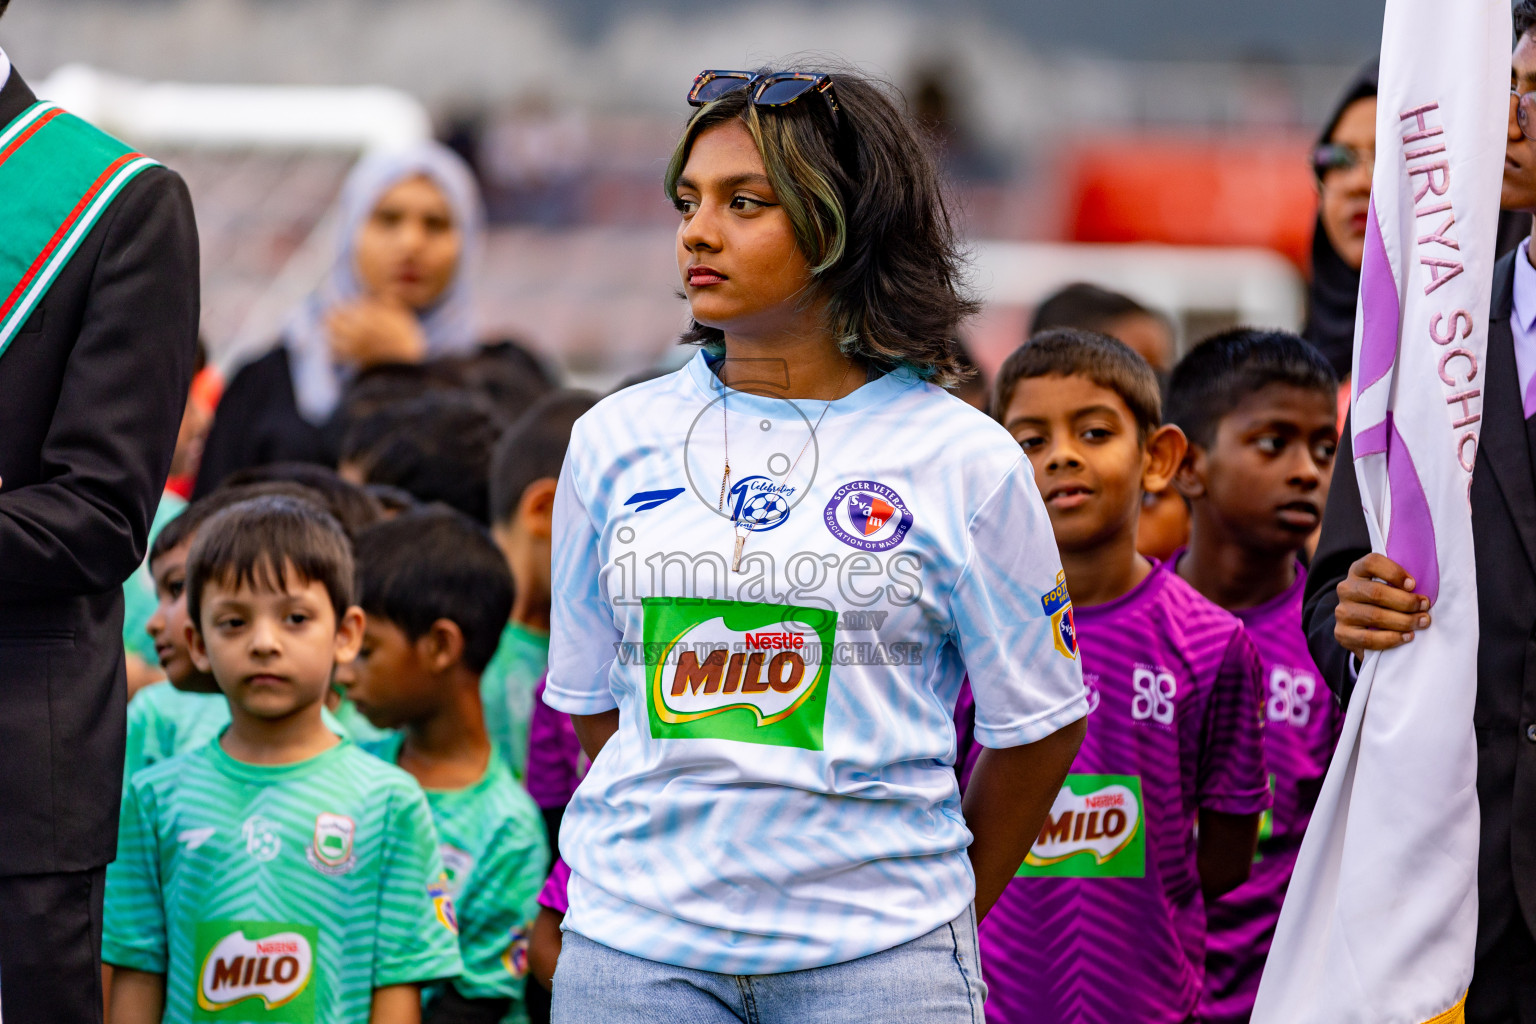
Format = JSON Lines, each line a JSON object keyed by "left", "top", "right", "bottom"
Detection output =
{"left": 438, "top": 844, "right": 474, "bottom": 898}
{"left": 501, "top": 925, "right": 530, "bottom": 978}
{"left": 1016, "top": 774, "right": 1146, "bottom": 879}
{"left": 194, "top": 920, "right": 318, "bottom": 1021}
{"left": 428, "top": 876, "right": 459, "bottom": 934}
{"left": 642, "top": 598, "right": 836, "bottom": 750}
{"left": 306, "top": 813, "right": 356, "bottom": 876}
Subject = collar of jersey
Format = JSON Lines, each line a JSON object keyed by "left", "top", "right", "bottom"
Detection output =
{"left": 1166, "top": 546, "right": 1305, "bottom": 623}
{"left": 686, "top": 348, "right": 918, "bottom": 420}
{"left": 1071, "top": 556, "right": 1171, "bottom": 622}
{"left": 366, "top": 730, "right": 508, "bottom": 799}
{"left": 207, "top": 731, "right": 352, "bottom": 783}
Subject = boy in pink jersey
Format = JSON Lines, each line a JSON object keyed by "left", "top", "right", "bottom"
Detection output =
{"left": 970, "top": 329, "right": 1269, "bottom": 1024}
{"left": 1165, "top": 328, "right": 1343, "bottom": 1023}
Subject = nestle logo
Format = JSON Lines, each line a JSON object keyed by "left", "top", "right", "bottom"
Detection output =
{"left": 255, "top": 939, "right": 299, "bottom": 955}
{"left": 745, "top": 631, "right": 805, "bottom": 650}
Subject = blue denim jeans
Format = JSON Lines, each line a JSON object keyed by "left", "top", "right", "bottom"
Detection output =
{"left": 550, "top": 905, "right": 987, "bottom": 1023}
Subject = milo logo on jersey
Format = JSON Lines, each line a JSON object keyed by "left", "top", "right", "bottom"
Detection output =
{"left": 1016, "top": 774, "right": 1145, "bottom": 879}
{"left": 194, "top": 920, "right": 317, "bottom": 1021}
{"left": 1041, "top": 569, "right": 1078, "bottom": 660}
{"left": 643, "top": 597, "right": 835, "bottom": 749}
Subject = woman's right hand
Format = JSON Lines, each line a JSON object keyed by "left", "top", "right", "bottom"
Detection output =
{"left": 1333, "top": 552, "right": 1432, "bottom": 657}
{"left": 326, "top": 297, "right": 428, "bottom": 369}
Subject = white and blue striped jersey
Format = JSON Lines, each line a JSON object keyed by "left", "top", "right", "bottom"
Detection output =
{"left": 544, "top": 350, "right": 1087, "bottom": 975}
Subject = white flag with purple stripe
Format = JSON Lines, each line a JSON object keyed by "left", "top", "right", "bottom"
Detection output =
{"left": 1252, "top": 2, "right": 1508, "bottom": 1022}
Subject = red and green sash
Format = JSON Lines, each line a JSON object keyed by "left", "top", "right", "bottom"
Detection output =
{"left": 0, "top": 101, "right": 160, "bottom": 355}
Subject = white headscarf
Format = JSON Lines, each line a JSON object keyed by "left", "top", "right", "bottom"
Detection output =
{"left": 285, "top": 141, "right": 484, "bottom": 424}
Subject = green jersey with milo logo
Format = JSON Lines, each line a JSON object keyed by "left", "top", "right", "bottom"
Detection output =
{"left": 363, "top": 734, "right": 548, "bottom": 1023}
{"left": 104, "top": 738, "right": 463, "bottom": 1023}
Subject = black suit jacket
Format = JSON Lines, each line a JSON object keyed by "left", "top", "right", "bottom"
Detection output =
{"left": 0, "top": 68, "right": 199, "bottom": 874}
{"left": 1304, "top": 248, "right": 1536, "bottom": 959}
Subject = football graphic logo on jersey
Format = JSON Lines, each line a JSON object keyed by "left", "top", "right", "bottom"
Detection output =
{"left": 823, "top": 480, "right": 913, "bottom": 551}
{"left": 306, "top": 812, "right": 357, "bottom": 877}
{"left": 728, "top": 475, "right": 795, "bottom": 531}
{"left": 1017, "top": 774, "right": 1146, "bottom": 879}
{"left": 1041, "top": 570, "right": 1078, "bottom": 660}
{"left": 194, "top": 921, "right": 317, "bottom": 1019}
{"left": 643, "top": 598, "right": 836, "bottom": 750}
{"left": 240, "top": 815, "right": 281, "bottom": 863}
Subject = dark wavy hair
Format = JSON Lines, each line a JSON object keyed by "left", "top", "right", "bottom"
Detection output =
{"left": 664, "top": 64, "right": 979, "bottom": 386}
{"left": 1166, "top": 327, "right": 1337, "bottom": 449}
{"left": 993, "top": 328, "right": 1163, "bottom": 440}
{"left": 1518, "top": 0, "right": 1536, "bottom": 41}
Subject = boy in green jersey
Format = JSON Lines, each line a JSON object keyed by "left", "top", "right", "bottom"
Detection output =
{"left": 105, "top": 496, "right": 462, "bottom": 1024}
{"left": 484, "top": 391, "right": 597, "bottom": 782}
{"left": 126, "top": 481, "right": 383, "bottom": 784}
{"left": 347, "top": 509, "right": 550, "bottom": 1024}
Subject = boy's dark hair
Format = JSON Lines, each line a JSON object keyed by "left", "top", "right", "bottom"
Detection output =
{"left": 993, "top": 328, "right": 1163, "bottom": 438}
{"left": 1030, "top": 283, "right": 1159, "bottom": 337}
{"left": 1518, "top": 0, "right": 1536, "bottom": 41}
{"left": 666, "top": 63, "right": 980, "bottom": 386}
{"left": 338, "top": 362, "right": 459, "bottom": 427}
{"left": 1166, "top": 328, "right": 1339, "bottom": 449}
{"left": 353, "top": 508, "right": 514, "bottom": 675}
{"left": 0, "top": 2, "right": 9, "bottom": 19}
{"left": 363, "top": 483, "right": 421, "bottom": 516}
{"left": 150, "top": 481, "right": 330, "bottom": 570}
{"left": 489, "top": 390, "right": 600, "bottom": 526}
{"left": 340, "top": 391, "right": 506, "bottom": 524}
{"left": 186, "top": 496, "right": 356, "bottom": 631}
{"left": 220, "top": 463, "right": 383, "bottom": 537}
{"left": 439, "top": 339, "right": 556, "bottom": 422}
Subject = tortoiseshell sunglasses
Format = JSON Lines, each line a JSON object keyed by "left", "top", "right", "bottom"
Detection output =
{"left": 687, "top": 70, "right": 841, "bottom": 127}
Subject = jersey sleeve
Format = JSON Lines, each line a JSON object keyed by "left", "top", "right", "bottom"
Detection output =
{"left": 373, "top": 785, "right": 465, "bottom": 989}
{"left": 1197, "top": 626, "right": 1272, "bottom": 815}
{"left": 102, "top": 779, "right": 167, "bottom": 972}
{"left": 451, "top": 797, "right": 550, "bottom": 1001}
{"left": 950, "top": 456, "right": 1088, "bottom": 748}
{"left": 545, "top": 446, "right": 622, "bottom": 715}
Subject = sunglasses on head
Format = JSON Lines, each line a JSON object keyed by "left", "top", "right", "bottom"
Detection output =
{"left": 688, "top": 70, "right": 841, "bottom": 127}
{"left": 1312, "top": 142, "right": 1374, "bottom": 179}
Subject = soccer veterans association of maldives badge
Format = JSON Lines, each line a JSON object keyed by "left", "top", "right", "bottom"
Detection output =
{"left": 823, "top": 480, "right": 913, "bottom": 551}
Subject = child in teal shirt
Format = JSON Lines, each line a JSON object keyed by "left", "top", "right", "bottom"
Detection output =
{"left": 485, "top": 391, "right": 597, "bottom": 782}
{"left": 349, "top": 508, "right": 549, "bottom": 1023}
{"left": 105, "top": 496, "right": 461, "bottom": 1023}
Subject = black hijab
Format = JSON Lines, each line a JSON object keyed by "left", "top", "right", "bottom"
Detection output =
{"left": 1303, "top": 62, "right": 1379, "bottom": 379}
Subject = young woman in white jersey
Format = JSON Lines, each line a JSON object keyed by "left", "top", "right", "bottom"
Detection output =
{"left": 544, "top": 66, "right": 1088, "bottom": 1022}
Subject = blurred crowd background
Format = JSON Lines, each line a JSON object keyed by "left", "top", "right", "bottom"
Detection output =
{"left": 0, "top": 0, "right": 1393, "bottom": 390}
